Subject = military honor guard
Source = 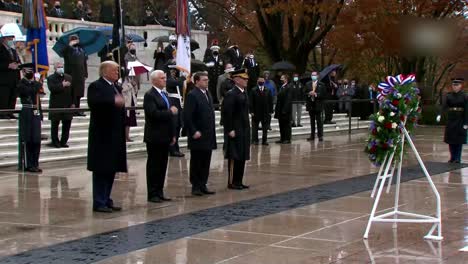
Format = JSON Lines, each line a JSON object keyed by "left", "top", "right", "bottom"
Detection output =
{"left": 437, "top": 78, "right": 468, "bottom": 163}
{"left": 204, "top": 45, "right": 224, "bottom": 105}
{"left": 18, "top": 63, "right": 43, "bottom": 172}
{"left": 223, "top": 68, "right": 251, "bottom": 190}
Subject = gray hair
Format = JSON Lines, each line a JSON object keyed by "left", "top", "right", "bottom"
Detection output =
{"left": 53, "top": 61, "right": 64, "bottom": 69}
{"left": 150, "top": 70, "right": 166, "bottom": 81}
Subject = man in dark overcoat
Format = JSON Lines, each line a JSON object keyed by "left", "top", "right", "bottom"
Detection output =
{"left": 437, "top": 78, "right": 468, "bottom": 163}
{"left": 166, "top": 67, "right": 185, "bottom": 157}
{"left": 63, "top": 34, "right": 88, "bottom": 116}
{"left": 204, "top": 45, "right": 224, "bottom": 105}
{"left": 304, "top": 71, "right": 326, "bottom": 142}
{"left": 224, "top": 45, "right": 243, "bottom": 70}
{"left": 47, "top": 61, "right": 74, "bottom": 148}
{"left": 0, "top": 33, "right": 21, "bottom": 119}
{"left": 87, "top": 61, "right": 127, "bottom": 213}
{"left": 144, "top": 70, "right": 178, "bottom": 203}
{"left": 275, "top": 74, "right": 293, "bottom": 144}
{"left": 223, "top": 68, "right": 251, "bottom": 190}
{"left": 250, "top": 76, "right": 273, "bottom": 145}
{"left": 184, "top": 72, "right": 217, "bottom": 196}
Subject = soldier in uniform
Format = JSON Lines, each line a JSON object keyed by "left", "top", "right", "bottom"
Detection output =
{"left": 223, "top": 68, "right": 251, "bottom": 190}
{"left": 18, "top": 63, "right": 43, "bottom": 173}
{"left": 437, "top": 78, "right": 468, "bottom": 163}
{"left": 204, "top": 45, "right": 224, "bottom": 105}
{"left": 166, "top": 67, "right": 185, "bottom": 157}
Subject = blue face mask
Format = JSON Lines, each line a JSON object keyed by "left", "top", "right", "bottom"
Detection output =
{"left": 7, "top": 40, "right": 14, "bottom": 47}
{"left": 293, "top": 77, "right": 299, "bottom": 82}
{"left": 311, "top": 75, "right": 318, "bottom": 81}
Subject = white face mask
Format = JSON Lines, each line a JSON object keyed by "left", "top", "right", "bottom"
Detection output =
{"left": 293, "top": 77, "right": 299, "bottom": 82}
{"left": 56, "top": 67, "right": 64, "bottom": 74}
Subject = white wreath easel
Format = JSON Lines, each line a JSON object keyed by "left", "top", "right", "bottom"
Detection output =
{"left": 363, "top": 124, "right": 443, "bottom": 241}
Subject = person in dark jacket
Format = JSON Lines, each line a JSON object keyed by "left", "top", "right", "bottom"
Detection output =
{"left": 290, "top": 73, "right": 305, "bottom": 127}
{"left": 164, "top": 36, "right": 177, "bottom": 62}
{"left": 87, "top": 61, "right": 127, "bottom": 213}
{"left": 204, "top": 45, "right": 224, "bottom": 105}
{"left": 47, "top": 62, "right": 74, "bottom": 148}
{"left": 275, "top": 74, "right": 293, "bottom": 144}
{"left": 8, "top": 0, "right": 21, "bottom": 13}
{"left": 242, "top": 53, "right": 260, "bottom": 93}
{"left": 144, "top": 70, "right": 178, "bottom": 203}
{"left": 250, "top": 77, "right": 273, "bottom": 145}
{"left": 166, "top": 67, "right": 185, "bottom": 157}
{"left": 49, "top": 1, "right": 66, "bottom": 18}
{"left": 63, "top": 34, "right": 88, "bottom": 116}
{"left": 304, "top": 71, "right": 326, "bottom": 141}
{"left": 0, "top": 34, "right": 21, "bottom": 119}
{"left": 224, "top": 45, "right": 243, "bottom": 70}
{"left": 18, "top": 63, "right": 42, "bottom": 173}
{"left": 153, "top": 43, "right": 166, "bottom": 70}
{"left": 0, "top": 1, "right": 9, "bottom": 11}
{"left": 437, "top": 78, "right": 468, "bottom": 163}
{"left": 184, "top": 72, "right": 217, "bottom": 196}
{"left": 223, "top": 68, "right": 251, "bottom": 190}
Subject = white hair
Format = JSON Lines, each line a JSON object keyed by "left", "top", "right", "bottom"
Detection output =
{"left": 150, "top": 70, "right": 165, "bottom": 81}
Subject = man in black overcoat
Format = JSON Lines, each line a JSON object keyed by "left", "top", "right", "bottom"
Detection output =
{"left": 0, "top": 33, "right": 21, "bottom": 119}
{"left": 304, "top": 71, "right": 326, "bottom": 142}
{"left": 204, "top": 45, "right": 224, "bottom": 105}
{"left": 250, "top": 76, "right": 273, "bottom": 145}
{"left": 166, "top": 68, "right": 185, "bottom": 157}
{"left": 144, "top": 70, "right": 178, "bottom": 203}
{"left": 87, "top": 61, "right": 127, "bottom": 213}
{"left": 63, "top": 34, "right": 88, "bottom": 116}
{"left": 224, "top": 45, "right": 243, "bottom": 70}
{"left": 184, "top": 72, "right": 217, "bottom": 196}
{"left": 223, "top": 68, "right": 251, "bottom": 190}
{"left": 275, "top": 74, "right": 293, "bottom": 144}
{"left": 47, "top": 62, "right": 74, "bottom": 148}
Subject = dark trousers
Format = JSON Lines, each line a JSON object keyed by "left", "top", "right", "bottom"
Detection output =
{"left": 278, "top": 117, "right": 292, "bottom": 142}
{"left": 146, "top": 142, "right": 169, "bottom": 199}
{"left": 0, "top": 85, "right": 16, "bottom": 116}
{"left": 324, "top": 97, "right": 334, "bottom": 122}
{"left": 51, "top": 119, "right": 72, "bottom": 145}
{"left": 92, "top": 171, "right": 115, "bottom": 209}
{"left": 228, "top": 159, "right": 246, "bottom": 186}
{"left": 75, "top": 96, "right": 81, "bottom": 108}
{"left": 309, "top": 111, "right": 323, "bottom": 139}
{"left": 169, "top": 127, "right": 181, "bottom": 154}
{"left": 190, "top": 149, "right": 212, "bottom": 189}
{"left": 449, "top": 144, "right": 463, "bottom": 162}
{"left": 25, "top": 142, "right": 40, "bottom": 169}
{"left": 252, "top": 117, "right": 268, "bottom": 143}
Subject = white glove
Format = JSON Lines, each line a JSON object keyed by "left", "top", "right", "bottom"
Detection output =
{"left": 34, "top": 72, "right": 41, "bottom": 79}
{"left": 436, "top": 115, "right": 441, "bottom": 123}
{"left": 464, "top": 125, "right": 468, "bottom": 130}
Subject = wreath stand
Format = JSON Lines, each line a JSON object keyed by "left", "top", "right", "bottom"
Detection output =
{"left": 363, "top": 125, "right": 443, "bottom": 241}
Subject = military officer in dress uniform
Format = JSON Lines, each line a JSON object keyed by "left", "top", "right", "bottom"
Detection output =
{"left": 18, "top": 63, "right": 43, "bottom": 173}
{"left": 437, "top": 78, "right": 468, "bottom": 163}
{"left": 204, "top": 45, "right": 224, "bottom": 105}
{"left": 166, "top": 67, "right": 185, "bottom": 157}
{"left": 223, "top": 68, "right": 251, "bottom": 190}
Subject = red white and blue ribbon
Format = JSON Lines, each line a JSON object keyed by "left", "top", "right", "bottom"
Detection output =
{"left": 377, "top": 74, "right": 416, "bottom": 101}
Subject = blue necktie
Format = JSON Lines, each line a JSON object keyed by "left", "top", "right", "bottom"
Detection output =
{"left": 161, "top": 91, "right": 170, "bottom": 109}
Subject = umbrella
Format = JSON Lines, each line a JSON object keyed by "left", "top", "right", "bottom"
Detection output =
{"left": 271, "top": 61, "right": 296, "bottom": 71}
{"left": 95, "top": 26, "right": 145, "bottom": 43}
{"left": 0, "top": 23, "right": 25, "bottom": 40}
{"left": 151, "top": 35, "right": 200, "bottom": 51}
{"left": 319, "top": 64, "right": 342, "bottom": 81}
{"left": 52, "top": 27, "right": 107, "bottom": 57}
{"left": 127, "top": 61, "right": 153, "bottom": 76}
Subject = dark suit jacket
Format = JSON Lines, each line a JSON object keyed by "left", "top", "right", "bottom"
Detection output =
{"left": 87, "top": 78, "right": 127, "bottom": 173}
{"left": 250, "top": 86, "right": 273, "bottom": 121}
{"left": 224, "top": 48, "right": 243, "bottom": 69}
{"left": 63, "top": 45, "right": 88, "bottom": 98}
{"left": 0, "top": 44, "right": 21, "bottom": 89}
{"left": 304, "top": 81, "right": 326, "bottom": 112}
{"left": 164, "top": 45, "right": 176, "bottom": 61}
{"left": 184, "top": 88, "right": 217, "bottom": 151}
{"left": 49, "top": 7, "right": 66, "bottom": 18}
{"left": 275, "top": 84, "right": 293, "bottom": 119}
{"left": 143, "top": 87, "right": 176, "bottom": 145}
{"left": 47, "top": 72, "right": 74, "bottom": 121}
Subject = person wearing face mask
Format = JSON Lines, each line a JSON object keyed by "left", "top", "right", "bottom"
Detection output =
{"left": 204, "top": 45, "right": 224, "bottom": 105}
{"left": 250, "top": 77, "right": 273, "bottom": 145}
{"left": 242, "top": 53, "right": 260, "bottom": 92}
{"left": 17, "top": 63, "right": 43, "bottom": 173}
{"left": 0, "top": 33, "right": 21, "bottom": 119}
{"left": 304, "top": 71, "right": 326, "bottom": 142}
{"left": 290, "top": 73, "right": 305, "bottom": 127}
{"left": 73, "top": 1, "right": 88, "bottom": 21}
{"left": 274, "top": 74, "right": 293, "bottom": 144}
{"left": 47, "top": 62, "right": 74, "bottom": 148}
{"left": 224, "top": 44, "right": 243, "bottom": 70}
{"left": 337, "top": 79, "right": 355, "bottom": 114}
{"left": 124, "top": 43, "right": 141, "bottom": 90}
{"left": 49, "top": 1, "right": 64, "bottom": 18}
{"left": 437, "top": 78, "right": 468, "bottom": 163}
{"left": 153, "top": 42, "right": 166, "bottom": 70}
{"left": 164, "top": 35, "right": 177, "bottom": 62}
{"left": 63, "top": 34, "right": 88, "bottom": 117}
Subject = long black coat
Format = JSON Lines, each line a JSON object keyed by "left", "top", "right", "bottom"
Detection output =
{"left": 63, "top": 45, "right": 88, "bottom": 98}
{"left": 223, "top": 86, "right": 250, "bottom": 161}
{"left": 143, "top": 88, "right": 176, "bottom": 145}
{"left": 47, "top": 72, "right": 74, "bottom": 121}
{"left": 443, "top": 91, "right": 468, "bottom": 145}
{"left": 204, "top": 55, "right": 224, "bottom": 104}
{"left": 0, "top": 44, "right": 21, "bottom": 109}
{"left": 275, "top": 84, "right": 293, "bottom": 119}
{"left": 304, "top": 81, "right": 326, "bottom": 112}
{"left": 87, "top": 78, "right": 127, "bottom": 173}
{"left": 184, "top": 88, "right": 217, "bottom": 151}
{"left": 224, "top": 48, "right": 243, "bottom": 69}
{"left": 18, "top": 79, "right": 42, "bottom": 144}
{"left": 242, "top": 57, "right": 260, "bottom": 89}
{"left": 250, "top": 86, "right": 273, "bottom": 121}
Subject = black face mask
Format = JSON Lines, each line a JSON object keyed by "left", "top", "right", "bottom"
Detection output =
{"left": 25, "top": 72, "right": 34, "bottom": 79}
{"left": 171, "top": 41, "right": 176, "bottom": 46}
{"left": 258, "top": 82, "right": 264, "bottom": 86}
{"left": 129, "top": 49, "right": 136, "bottom": 55}
{"left": 344, "top": 82, "right": 348, "bottom": 85}
{"left": 55, "top": 5, "right": 60, "bottom": 8}
{"left": 212, "top": 51, "right": 219, "bottom": 56}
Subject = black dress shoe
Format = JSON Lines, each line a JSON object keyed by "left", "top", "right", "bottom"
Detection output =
{"left": 228, "top": 184, "right": 244, "bottom": 190}
{"left": 49, "top": 142, "right": 61, "bottom": 148}
{"left": 448, "top": 160, "right": 454, "bottom": 163}
{"left": 27, "top": 167, "right": 42, "bottom": 173}
{"left": 252, "top": 141, "right": 259, "bottom": 145}
{"left": 318, "top": 137, "right": 323, "bottom": 142}
{"left": 275, "top": 140, "right": 283, "bottom": 144}
{"left": 159, "top": 196, "right": 172, "bottom": 201}
{"left": 240, "top": 184, "right": 250, "bottom": 189}
{"left": 77, "top": 112, "right": 86, "bottom": 117}
{"left": 148, "top": 197, "right": 163, "bottom": 203}
{"left": 306, "top": 137, "right": 315, "bottom": 141}
{"left": 93, "top": 207, "right": 113, "bottom": 213}
{"left": 60, "top": 143, "right": 69, "bottom": 148}
{"left": 109, "top": 205, "right": 122, "bottom": 211}
{"left": 8, "top": 114, "right": 18, "bottom": 119}
{"left": 201, "top": 188, "right": 216, "bottom": 195}
{"left": 454, "top": 160, "right": 461, "bottom": 164}
{"left": 192, "top": 189, "right": 204, "bottom": 196}
{"left": 282, "top": 140, "right": 291, "bottom": 144}
{"left": 170, "top": 152, "right": 185, "bottom": 157}
{"left": 262, "top": 142, "right": 269, "bottom": 146}
{"left": 297, "top": 124, "right": 303, "bottom": 127}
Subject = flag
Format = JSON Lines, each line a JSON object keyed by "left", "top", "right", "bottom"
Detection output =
{"left": 176, "top": 0, "right": 191, "bottom": 74}
{"left": 112, "top": 0, "right": 125, "bottom": 49}
{"left": 23, "top": 0, "right": 49, "bottom": 75}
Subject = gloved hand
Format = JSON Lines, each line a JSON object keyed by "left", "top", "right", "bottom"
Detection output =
{"left": 436, "top": 115, "right": 441, "bottom": 123}
{"left": 464, "top": 125, "right": 468, "bottom": 130}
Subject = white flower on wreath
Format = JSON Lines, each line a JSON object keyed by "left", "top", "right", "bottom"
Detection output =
{"left": 378, "top": 116, "right": 385, "bottom": 122}
{"left": 396, "top": 93, "right": 402, "bottom": 98}
{"left": 390, "top": 112, "right": 395, "bottom": 117}
{"left": 377, "top": 127, "right": 382, "bottom": 132}
{"left": 392, "top": 123, "right": 398, "bottom": 129}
